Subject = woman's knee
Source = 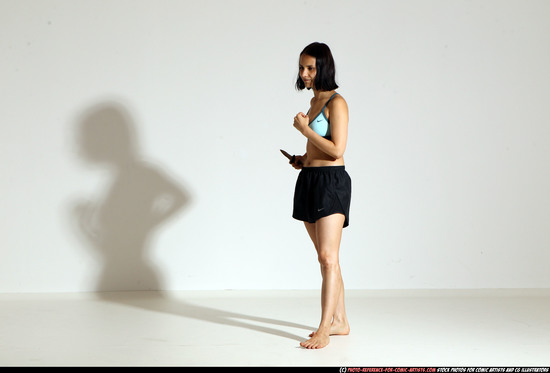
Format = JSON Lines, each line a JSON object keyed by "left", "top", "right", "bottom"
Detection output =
{"left": 317, "top": 250, "right": 339, "bottom": 269}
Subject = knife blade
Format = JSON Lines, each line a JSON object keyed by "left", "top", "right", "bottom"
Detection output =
{"left": 280, "top": 149, "right": 295, "bottom": 164}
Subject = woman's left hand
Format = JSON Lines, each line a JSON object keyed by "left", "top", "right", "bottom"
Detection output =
{"left": 293, "top": 112, "right": 309, "bottom": 135}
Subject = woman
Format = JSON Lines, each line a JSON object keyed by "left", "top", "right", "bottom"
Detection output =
{"left": 290, "top": 42, "right": 352, "bottom": 349}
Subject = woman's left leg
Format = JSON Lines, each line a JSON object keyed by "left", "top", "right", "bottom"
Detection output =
{"left": 300, "top": 213, "right": 347, "bottom": 349}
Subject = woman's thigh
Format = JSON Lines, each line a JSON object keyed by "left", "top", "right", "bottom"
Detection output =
{"left": 304, "top": 222, "right": 318, "bottom": 250}
{"left": 305, "top": 214, "right": 345, "bottom": 258}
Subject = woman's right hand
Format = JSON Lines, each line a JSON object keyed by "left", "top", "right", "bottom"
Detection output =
{"left": 291, "top": 155, "right": 306, "bottom": 169}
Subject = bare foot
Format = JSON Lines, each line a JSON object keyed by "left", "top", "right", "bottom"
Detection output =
{"left": 309, "top": 319, "right": 350, "bottom": 337}
{"left": 300, "top": 330, "right": 330, "bottom": 349}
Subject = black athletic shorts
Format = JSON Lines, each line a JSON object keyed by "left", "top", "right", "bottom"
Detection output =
{"left": 293, "top": 166, "right": 352, "bottom": 228}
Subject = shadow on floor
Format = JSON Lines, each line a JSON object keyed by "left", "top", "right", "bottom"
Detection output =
{"left": 98, "top": 291, "right": 314, "bottom": 343}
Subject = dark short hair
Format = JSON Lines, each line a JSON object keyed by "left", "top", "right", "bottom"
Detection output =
{"left": 295, "top": 42, "right": 339, "bottom": 91}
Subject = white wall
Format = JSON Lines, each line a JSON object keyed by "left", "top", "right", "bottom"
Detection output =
{"left": 1, "top": 0, "right": 549, "bottom": 292}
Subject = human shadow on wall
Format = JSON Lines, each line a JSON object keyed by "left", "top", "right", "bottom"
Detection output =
{"left": 72, "top": 102, "right": 188, "bottom": 291}
{"left": 71, "top": 102, "right": 312, "bottom": 343}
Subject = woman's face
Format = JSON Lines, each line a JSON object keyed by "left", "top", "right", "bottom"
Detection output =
{"left": 299, "top": 54, "right": 316, "bottom": 89}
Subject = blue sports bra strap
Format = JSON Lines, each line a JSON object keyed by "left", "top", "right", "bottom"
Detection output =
{"left": 323, "top": 92, "right": 339, "bottom": 108}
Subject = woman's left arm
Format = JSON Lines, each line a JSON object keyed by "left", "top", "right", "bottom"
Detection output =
{"left": 294, "top": 97, "right": 348, "bottom": 159}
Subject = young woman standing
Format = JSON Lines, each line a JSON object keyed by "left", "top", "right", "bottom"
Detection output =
{"left": 290, "top": 42, "right": 352, "bottom": 349}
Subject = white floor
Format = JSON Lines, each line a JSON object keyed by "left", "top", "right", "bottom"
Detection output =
{"left": 1, "top": 289, "right": 549, "bottom": 367}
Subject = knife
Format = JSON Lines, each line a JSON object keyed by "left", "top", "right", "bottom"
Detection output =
{"left": 280, "top": 149, "right": 296, "bottom": 164}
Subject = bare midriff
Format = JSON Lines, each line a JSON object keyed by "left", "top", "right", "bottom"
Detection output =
{"left": 303, "top": 140, "right": 345, "bottom": 167}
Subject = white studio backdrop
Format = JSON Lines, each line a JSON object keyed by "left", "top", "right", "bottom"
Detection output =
{"left": 1, "top": 0, "right": 550, "bottom": 293}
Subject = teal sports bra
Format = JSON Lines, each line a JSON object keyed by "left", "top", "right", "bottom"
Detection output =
{"left": 308, "top": 93, "right": 339, "bottom": 139}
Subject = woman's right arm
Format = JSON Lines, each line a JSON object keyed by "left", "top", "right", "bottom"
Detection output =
{"left": 292, "top": 153, "right": 307, "bottom": 169}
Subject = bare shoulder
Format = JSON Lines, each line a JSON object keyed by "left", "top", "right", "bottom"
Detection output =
{"left": 328, "top": 94, "right": 348, "bottom": 112}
